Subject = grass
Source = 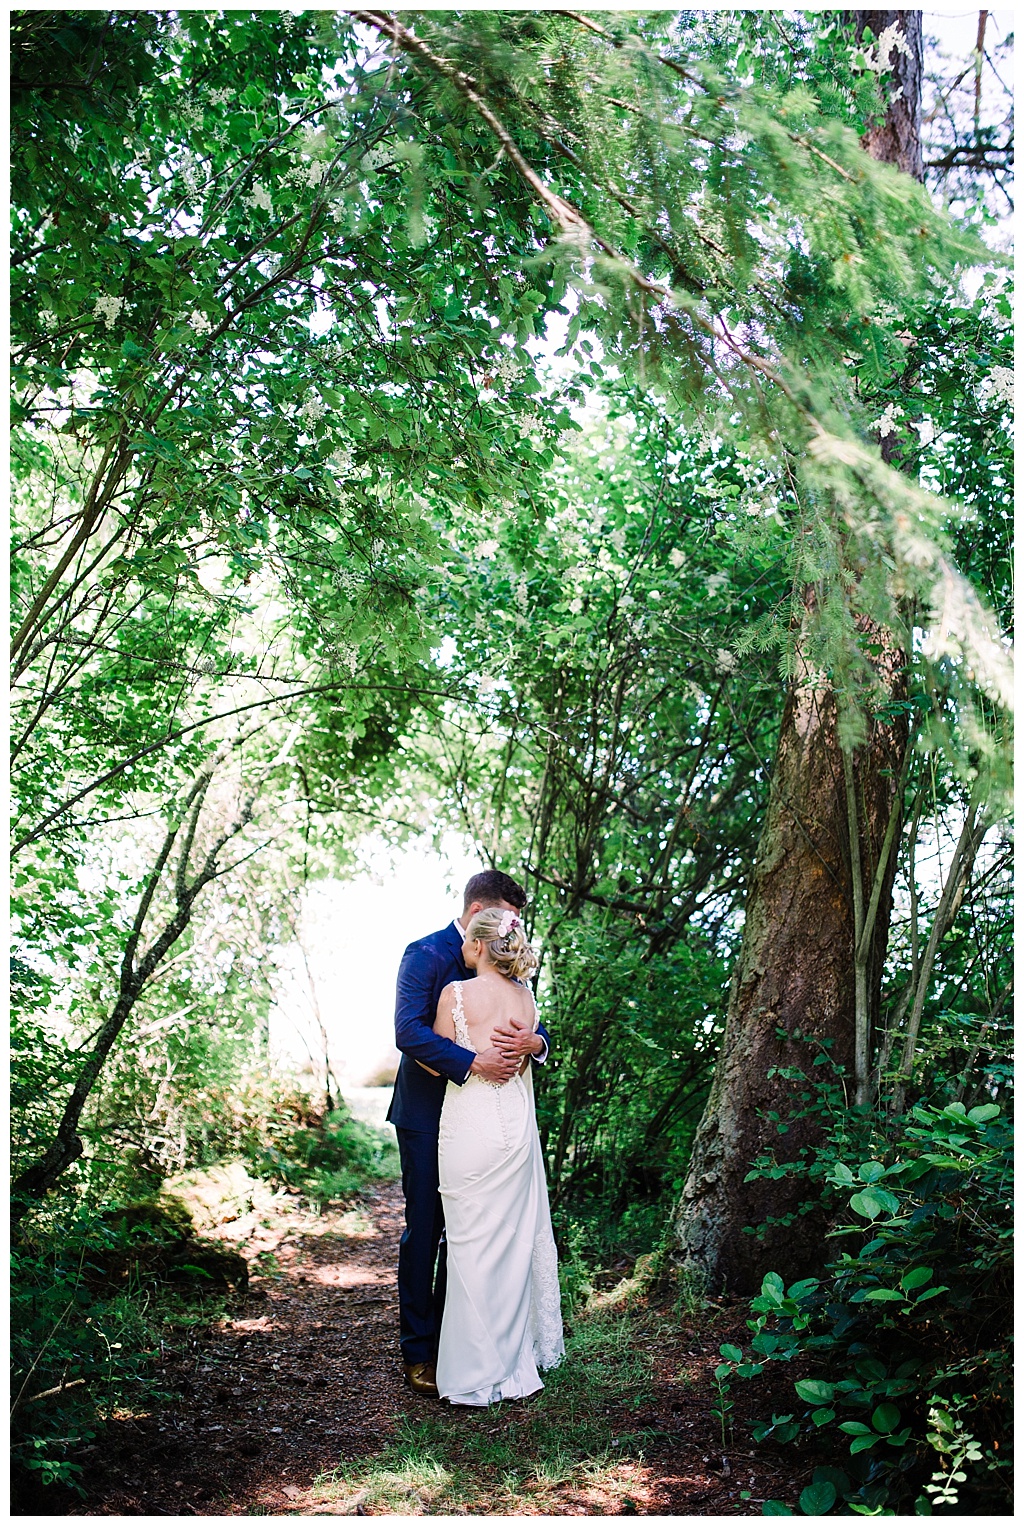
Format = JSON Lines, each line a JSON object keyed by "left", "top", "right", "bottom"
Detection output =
{"left": 310, "top": 1305, "right": 665, "bottom": 1515}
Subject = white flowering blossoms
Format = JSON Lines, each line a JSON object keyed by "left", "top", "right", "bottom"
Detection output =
{"left": 290, "top": 125, "right": 331, "bottom": 188}
{"left": 858, "top": 20, "right": 911, "bottom": 74}
{"left": 93, "top": 295, "right": 124, "bottom": 331}
{"left": 247, "top": 182, "right": 274, "bottom": 214}
{"left": 177, "top": 149, "right": 205, "bottom": 198}
{"left": 491, "top": 349, "right": 525, "bottom": 391}
{"left": 299, "top": 395, "right": 327, "bottom": 426}
{"left": 981, "top": 366, "right": 1013, "bottom": 407}
{"left": 188, "top": 310, "right": 213, "bottom": 338}
{"left": 361, "top": 143, "right": 394, "bottom": 173}
{"left": 179, "top": 94, "right": 204, "bottom": 132}
{"left": 875, "top": 402, "right": 901, "bottom": 439}
{"left": 292, "top": 160, "right": 327, "bottom": 188}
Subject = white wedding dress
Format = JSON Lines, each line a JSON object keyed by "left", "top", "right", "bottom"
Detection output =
{"left": 435, "top": 981, "right": 564, "bottom": 1406}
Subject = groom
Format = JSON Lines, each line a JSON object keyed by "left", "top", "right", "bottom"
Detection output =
{"left": 387, "top": 870, "right": 550, "bottom": 1397}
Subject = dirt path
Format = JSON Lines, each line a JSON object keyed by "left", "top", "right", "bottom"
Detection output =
{"left": 70, "top": 1185, "right": 408, "bottom": 1516}
{"left": 66, "top": 1182, "right": 801, "bottom": 1516}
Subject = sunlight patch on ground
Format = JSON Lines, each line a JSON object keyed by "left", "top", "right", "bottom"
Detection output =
{"left": 309, "top": 1453, "right": 659, "bottom": 1516}
{"left": 224, "top": 1314, "right": 276, "bottom": 1334}
{"left": 305, "top": 1208, "right": 378, "bottom": 1239}
{"left": 306, "top": 1264, "right": 395, "bottom": 1288}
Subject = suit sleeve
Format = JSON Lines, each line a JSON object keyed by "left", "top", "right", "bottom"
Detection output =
{"left": 394, "top": 943, "right": 477, "bottom": 1086}
{"left": 532, "top": 1020, "right": 551, "bottom": 1066}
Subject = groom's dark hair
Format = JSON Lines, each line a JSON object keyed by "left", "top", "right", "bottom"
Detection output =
{"left": 463, "top": 870, "right": 527, "bottom": 911}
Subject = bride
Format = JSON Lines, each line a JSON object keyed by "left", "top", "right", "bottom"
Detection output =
{"left": 419, "top": 907, "right": 564, "bottom": 1406}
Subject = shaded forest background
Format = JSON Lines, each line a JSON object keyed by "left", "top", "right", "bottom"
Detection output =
{"left": 10, "top": 8, "right": 1013, "bottom": 1515}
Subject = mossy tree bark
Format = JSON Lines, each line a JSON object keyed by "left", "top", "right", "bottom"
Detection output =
{"left": 675, "top": 12, "right": 924, "bottom": 1294}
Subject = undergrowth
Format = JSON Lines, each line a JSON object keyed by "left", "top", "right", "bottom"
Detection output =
{"left": 311, "top": 1307, "right": 662, "bottom": 1515}
{"left": 253, "top": 1105, "right": 400, "bottom": 1209}
{"left": 10, "top": 1222, "right": 237, "bottom": 1497}
{"left": 733, "top": 1070, "right": 1013, "bottom": 1516}
{"left": 11, "top": 1094, "right": 399, "bottom": 1502}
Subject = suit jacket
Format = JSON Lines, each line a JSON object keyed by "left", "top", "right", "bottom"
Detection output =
{"left": 386, "top": 920, "right": 550, "bottom": 1133}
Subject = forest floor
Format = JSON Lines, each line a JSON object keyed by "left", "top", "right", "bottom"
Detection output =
{"left": 55, "top": 1181, "right": 809, "bottom": 1517}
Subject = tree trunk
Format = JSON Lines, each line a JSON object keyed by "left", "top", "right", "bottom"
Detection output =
{"left": 853, "top": 12, "right": 924, "bottom": 178}
{"left": 674, "top": 12, "right": 924, "bottom": 1294}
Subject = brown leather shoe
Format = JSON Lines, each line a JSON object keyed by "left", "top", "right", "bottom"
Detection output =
{"left": 403, "top": 1360, "right": 439, "bottom": 1398}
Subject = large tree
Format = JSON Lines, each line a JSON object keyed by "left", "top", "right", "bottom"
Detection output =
{"left": 674, "top": 10, "right": 959, "bottom": 1291}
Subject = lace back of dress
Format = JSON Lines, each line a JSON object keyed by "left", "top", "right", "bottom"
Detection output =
{"left": 452, "top": 981, "right": 472, "bottom": 1049}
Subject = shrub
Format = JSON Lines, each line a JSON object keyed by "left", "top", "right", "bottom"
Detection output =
{"left": 10, "top": 1211, "right": 231, "bottom": 1498}
{"left": 735, "top": 1093, "right": 1012, "bottom": 1515}
{"left": 250, "top": 1105, "right": 400, "bottom": 1207}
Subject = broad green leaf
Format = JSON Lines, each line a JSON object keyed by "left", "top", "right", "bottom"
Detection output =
{"left": 812, "top": 1468, "right": 850, "bottom": 1494}
{"left": 849, "top": 1191, "right": 882, "bottom": 1220}
{"left": 787, "top": 1278, "right": 820, "bottom": 1300}
{"left": 872, "top": 1404, "right": 901, "bottom": 1434}
{"left": 849, "top": 1187, "right": 900, "bottom": 1220}
{"left": 799, "top": 1481, "right": 836, "bottom": 1514}
{"left": 857, "top": 1161, "right": 886, "bottom": 1183}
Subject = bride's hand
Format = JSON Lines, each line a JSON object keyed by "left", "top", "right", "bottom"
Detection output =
{"left": 470, "top": 1046, "right": 520, "bottom": 1085}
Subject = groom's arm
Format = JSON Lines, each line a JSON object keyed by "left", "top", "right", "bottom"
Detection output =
{"left": 394, "top": 945, "right": 476, "bottom": 1085}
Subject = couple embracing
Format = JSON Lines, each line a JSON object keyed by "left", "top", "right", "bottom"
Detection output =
{"left": 386, "top": 870, "right": 565, "bottom": 1406}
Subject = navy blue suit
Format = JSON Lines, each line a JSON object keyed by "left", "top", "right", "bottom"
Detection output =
{"left": 387, "top": 920, "right": 550, "bottom": 1364}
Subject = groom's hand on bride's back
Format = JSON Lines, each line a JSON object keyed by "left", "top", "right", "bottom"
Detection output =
{"left": 469, "top": 1046, "right": 520, "bottom": 1084}
{"left": 492, "top": 1019, "right": 545, "bottom": 1060}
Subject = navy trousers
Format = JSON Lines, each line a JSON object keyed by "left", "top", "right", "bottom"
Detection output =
{"left": 395, "top": 1127, "right": 448, "bottom": 1365}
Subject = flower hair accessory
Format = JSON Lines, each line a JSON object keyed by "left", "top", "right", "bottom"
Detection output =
{"left": 497, "top": 911, "right": 521, "bottom": 938}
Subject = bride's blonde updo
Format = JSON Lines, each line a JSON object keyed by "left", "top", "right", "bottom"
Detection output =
{"left": 467, "top": 907, "right": 538, "bottom": 983}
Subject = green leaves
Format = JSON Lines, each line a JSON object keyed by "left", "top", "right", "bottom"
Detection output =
{"left": 856, "top": 1160, "right": 887, "bottom": 1183}
{"left": 849, "top": 1185, "right": 900, "bottom": 1220}
{"left": 871, "top": 1404, "right": 901, "bottom": 1434}
{"left": 799, "top": 1481, "right": 836, "bottom": 1514}
{"left": 837, "top": 1403, "right": 912, "bottom": 1455}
